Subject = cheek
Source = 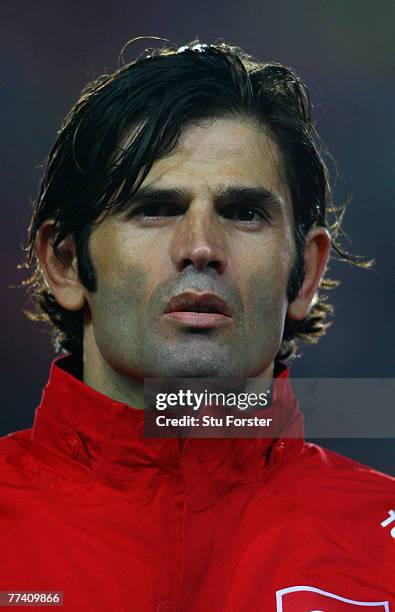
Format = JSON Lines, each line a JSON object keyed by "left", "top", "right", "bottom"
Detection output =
{"left": 245, "top": 273, "right": 287, "bottom": 329}
{"left": 88, "top": 271, "right": 145, "bottom": 347}
{"left": 94, "top": 226, "right": 166, "bottom": 297}
{"left": 89, "top": 222, "right": 172, "bottom": 337}
{"left": 242, "top": 237, "right": 294, "bottom": 327}
{"left": 91, "top": 224, "right": 142, "bottom": 292}
{"left": 88, "top": 237, "right": 147, "bottom": 331}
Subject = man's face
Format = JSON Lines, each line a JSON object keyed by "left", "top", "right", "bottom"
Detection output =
{"left": 85, "top": 117, "right": 295, "bottom": 380}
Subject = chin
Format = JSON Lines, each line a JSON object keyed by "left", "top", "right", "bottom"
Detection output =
{"left": 159, "top": 362, "right": 224, "bottom": 379}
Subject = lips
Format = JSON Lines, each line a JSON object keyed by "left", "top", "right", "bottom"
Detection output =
{"left": 164, "top": 292, "right": 233, "bottom": 318}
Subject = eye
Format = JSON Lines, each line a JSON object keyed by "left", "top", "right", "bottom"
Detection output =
{"left": 129, "top": 202, "right": 181, "bottom": 219}
{"left": 222, "top": 205, "right": 271, "bottom": 223}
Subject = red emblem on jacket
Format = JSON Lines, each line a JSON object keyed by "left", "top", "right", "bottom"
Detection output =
{"left": 276, "top": 586, "right": 390, "bottom": 611}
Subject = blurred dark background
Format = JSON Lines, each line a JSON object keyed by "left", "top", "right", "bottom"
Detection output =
{"left": 1, "top": 0, "right": 394, "bottom": 473}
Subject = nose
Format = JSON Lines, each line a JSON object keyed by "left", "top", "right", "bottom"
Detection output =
{"left": 169, "top": 202, "right": 227, "bottom": 274}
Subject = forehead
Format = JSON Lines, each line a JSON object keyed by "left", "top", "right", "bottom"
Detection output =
{"left": 121, "top": 117, "right": 291, "bottom": 207}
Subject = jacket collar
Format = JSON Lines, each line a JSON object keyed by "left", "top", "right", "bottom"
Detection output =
{"left": 32, "top": 355, "right": 305, "bottom": 500}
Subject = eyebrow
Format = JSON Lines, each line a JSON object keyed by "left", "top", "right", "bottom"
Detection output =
{"left": 127, "top": 184, "right": 284, "bottom": 209}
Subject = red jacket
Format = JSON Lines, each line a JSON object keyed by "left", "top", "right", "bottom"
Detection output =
{"left": 0, "top": 355, "right": 394, "bottom": 611}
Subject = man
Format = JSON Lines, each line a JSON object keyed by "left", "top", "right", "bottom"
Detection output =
{"left": 0, "top": 40, "right": 393, "bottom": 611}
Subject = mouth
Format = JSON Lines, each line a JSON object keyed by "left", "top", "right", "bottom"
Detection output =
{"left": 162, "top": 292, "right": 234, "bottom": 328}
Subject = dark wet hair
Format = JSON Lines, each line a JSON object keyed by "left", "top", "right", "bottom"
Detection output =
{"left": 24, "top": 39, "right": 371, "bottom": 360}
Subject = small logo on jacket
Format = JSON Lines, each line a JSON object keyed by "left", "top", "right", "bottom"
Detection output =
{"left": 380, "top": 509, "right": 395, "bottom": 538}
{"left": 276, "top": 586, "right": 390, "bottom": 611}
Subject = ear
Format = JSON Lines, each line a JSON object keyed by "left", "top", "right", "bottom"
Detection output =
{"left": 287, "top": 227, "right": 331, "bottom": 321}
{"left": 35, "top": 219, "right": 85, "bottom": 311}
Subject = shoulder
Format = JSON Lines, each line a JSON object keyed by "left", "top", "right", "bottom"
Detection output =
{"left": 277, "top": 440, "right": 394, "bottom": 510}
{"left": 0, "top": 428, "right": 35, "bottom": 480}
{"left": 0, "top": 427, "right": 43, "bottom": 496}
{"left": 299, "top": 441, "right": 394, "bottom": 492}
{"left": 0, "top": 429, "right": 42, "bottom": 529}
{"left": 0, "top": 427, "right": 69, "bottom": 518}
{"left": 0, "top": 427, "right": 88, "bottom": 548}
{"left": 271, "top": 440, "right": 394, "bottom": 499}
{"left": 269, "top": 441, "right": 395, "bottom": 567}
